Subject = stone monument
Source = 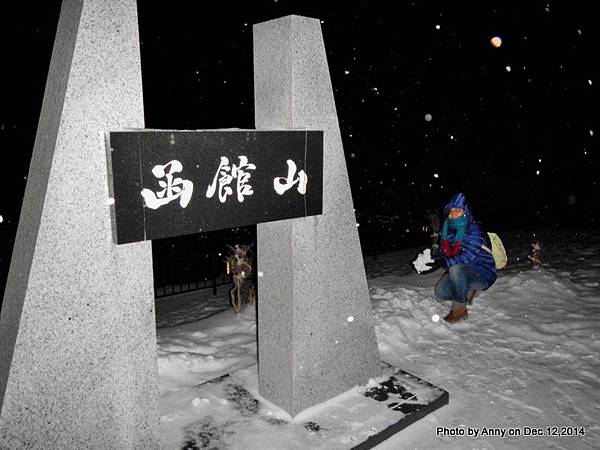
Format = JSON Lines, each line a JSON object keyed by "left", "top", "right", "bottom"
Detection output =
{"left": 254, "top": 15, "right": 382, "bottom": 416}
{"left": 0, "top": 1, "right": 159, "bottom": 447}
{"left": 1, "top": 4, "right": 388, "bottom": 448}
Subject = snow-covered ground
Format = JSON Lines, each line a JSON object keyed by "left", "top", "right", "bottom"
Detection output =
{"left": 157, "top": 229, "right": 600, "bottom": 449}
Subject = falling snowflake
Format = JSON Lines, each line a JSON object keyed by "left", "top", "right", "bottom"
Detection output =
{"left": 490, "top": 36, "right": 502, "bottom": 48}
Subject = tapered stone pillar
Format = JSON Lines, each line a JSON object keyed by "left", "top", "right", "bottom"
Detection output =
{"left": 0, "top": 1, "right": 159, "bottom": 447}
{"left": 254, "top": 15, "right": 381, "bottom": 416}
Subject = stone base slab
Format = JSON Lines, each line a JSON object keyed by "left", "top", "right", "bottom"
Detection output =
{"left": 175, "top": 362, "right": 448, "bottom": 449}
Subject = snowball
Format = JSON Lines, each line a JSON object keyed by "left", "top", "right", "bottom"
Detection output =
{"left": 347, "top": 316, "right": 354, "bottom": 323}
{"left": 413, "top": 248, "right": 435, "bottom": 273}
{"left": 0, "top": 215, "right": 3, "bottom": 223}
{"left": 106, "top": 197, "right": 115, "bottom": 205}
{"left": 432, "top": 314, "right": 440, "bottom": 322}
{"left": 424, "top": 113, "right": 432, "bottom": 122}
{"left": 490, "top": 36, "right": 502, "bottom": 48}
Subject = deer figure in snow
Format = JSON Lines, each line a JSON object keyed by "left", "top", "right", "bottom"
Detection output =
{"left": 528, "top": 240, "right": 543, "bottom": 269}
{"left": 225, "top": 243, "right": 256, "bottom": 314}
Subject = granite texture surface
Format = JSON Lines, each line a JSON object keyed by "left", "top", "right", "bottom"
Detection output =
{"left": 0, "top": 0, "right": 159, "bottom": 447}
{"left": 254, "top": 15, "right": 382, "bottom": 416}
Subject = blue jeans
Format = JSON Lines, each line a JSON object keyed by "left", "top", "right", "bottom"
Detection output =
{"left": 434, "top": 264, "right": 487, "bottom": 304}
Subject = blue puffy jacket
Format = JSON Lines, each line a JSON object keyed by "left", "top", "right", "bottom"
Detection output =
{"left": 439, "top": 193, "right": 497, "bottom": 288}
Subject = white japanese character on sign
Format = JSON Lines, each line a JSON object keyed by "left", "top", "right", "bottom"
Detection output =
{"left": 206, "top": 156, "right": 233, "bottom": 203}
{"left": 141, "top": 160, "right": 193, "bottom": 209}
{"left": 274, "top": 159, "right": 308, "bottom": 195}
{"left": 206, "top": 155, "right": 256, "bottom": 203}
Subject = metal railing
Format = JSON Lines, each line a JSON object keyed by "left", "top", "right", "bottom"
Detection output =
{"left": 153, "top": 252, "right": 231, "bottom": 298}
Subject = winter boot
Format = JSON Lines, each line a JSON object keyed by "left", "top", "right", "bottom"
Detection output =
{"left": 444, "top": 301, "right": 468, "bottom": 323}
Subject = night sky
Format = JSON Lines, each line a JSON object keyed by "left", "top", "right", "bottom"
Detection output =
{"left": 1, "top": 1, "right": 598, "bottom": 296}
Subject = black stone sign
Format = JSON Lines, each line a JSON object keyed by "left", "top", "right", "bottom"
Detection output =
{"left": 106, "top": 130, "right": 323, "bottom": 244}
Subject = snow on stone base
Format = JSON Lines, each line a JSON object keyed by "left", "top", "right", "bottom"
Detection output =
{"left": 174, "top": 362, "right": 448, "bottom": 450}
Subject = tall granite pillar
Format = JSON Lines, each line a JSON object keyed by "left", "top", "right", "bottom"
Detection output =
{"left": 254, "top": 15, "right": 382, "bottom": 416}
{"left": 0, "top": 1, "right": 159, "bottom": 448}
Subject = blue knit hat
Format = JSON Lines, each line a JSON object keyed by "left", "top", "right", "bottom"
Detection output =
{"left": 444, "top": 193, "right": 472, "bottom": 219}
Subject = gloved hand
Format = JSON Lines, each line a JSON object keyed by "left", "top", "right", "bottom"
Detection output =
{"left": 441, "top": 239, "right": 461, "bottom": 256}
{"left": 420, "top": 256, "right": 446, "bottom": 274}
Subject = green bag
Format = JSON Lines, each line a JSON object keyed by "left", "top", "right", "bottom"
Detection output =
{"left": 482, "top": 232, "right": 507, "bottom": 270}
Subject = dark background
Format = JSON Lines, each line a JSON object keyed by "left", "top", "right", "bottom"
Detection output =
{"left": 1, "top": 1, "right": 598, "bottom": 302}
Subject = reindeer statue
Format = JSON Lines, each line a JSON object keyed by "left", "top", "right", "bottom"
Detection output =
{"left": 225, "top": 243, "right": 256, "bottom": 314}
{"left": 528, "top": 240, "right": 543, "bottom": 269}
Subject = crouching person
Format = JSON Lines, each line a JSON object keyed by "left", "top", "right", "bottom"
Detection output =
{"left": 421, "top": 193, "right": 497, "bottom": 323}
